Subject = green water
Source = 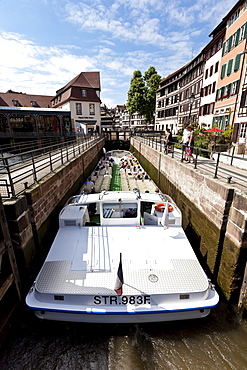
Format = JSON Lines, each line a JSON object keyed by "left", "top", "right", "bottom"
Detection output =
{"left": 110, "top": 165, "right": 122, "bottom": 191}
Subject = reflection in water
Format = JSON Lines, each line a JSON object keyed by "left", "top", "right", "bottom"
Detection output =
{"left": 0, "top": 301, "right": 247, "bottom": 370}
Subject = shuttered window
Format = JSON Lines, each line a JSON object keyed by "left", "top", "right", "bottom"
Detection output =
{"left": 235, "top": 28, "right": 240, "bottom": 46}
{"left": 227, "top": 36, "right": 233, "bottom": 52}
{"left": 222, "top": 42, "right": 226, "bottom": 56}
{"left": 244, "top": 21, "right": 247, "bottom": 39}
{"left": 240, "top": 90, "right": 247, "bottom": 107}
{"left": 221, "top": 64, "right": 226, "bottom": 79}
{"left": 234, "top": 54, "right": 241, "bottom": 71}
{"left": 220, "top": 86, "right": 225, "bottom": 98}
{"left": 235, "top": 80, "right": 240, "bottom": 94}
{"left": 215, "top": 89, "right": 219, "bottom": 100}
{"left": 227, "top": 83, "right": 232, "bottom": 97}
{"left": 227, "top": 59, "right": 233, "bottom": 75}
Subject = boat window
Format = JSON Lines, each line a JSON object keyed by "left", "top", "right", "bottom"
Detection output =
{"left": 103, "top": 203, "right": 138, "bottom": 218}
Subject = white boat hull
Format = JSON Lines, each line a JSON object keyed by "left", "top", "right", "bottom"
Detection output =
{"left": 33, "top": 308, "right": 211, "bottom": 323}
{"left": 26, "top": 287, "right": 218, "bottom": 323}
{"left": 26, "top": 185, "right": 219, "bottom": 324}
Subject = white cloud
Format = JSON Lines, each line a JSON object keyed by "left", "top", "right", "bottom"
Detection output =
{"left": 64, "top": 1, "right": 169, "bottom": 48}
{"left": 0, "top": 31, "right": 95, "bottom": 95}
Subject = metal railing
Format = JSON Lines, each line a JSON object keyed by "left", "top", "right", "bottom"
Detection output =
{"left": 134, "top": 135, "right": 247, "bottom": 190}
{"left": 0, "top": 134, "right": 103, "bottom": 199}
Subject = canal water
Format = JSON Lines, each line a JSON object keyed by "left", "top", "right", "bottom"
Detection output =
{"left": 1, "top": 157, "right": 247, "bottom": 369}
{"left": 0, "top": 300, "right": 246, "bottom": 369}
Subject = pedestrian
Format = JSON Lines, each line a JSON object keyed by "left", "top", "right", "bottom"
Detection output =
{"left": 181, "top": 124, "right": 190, "bottom": 161}
{"left": 102, "top": 147, "right": 106, "bottom": 159}
{"left": 104, "top": 171, "right": 112, "bottom": 178}
{"left": 85, "top": 177, "right": 94, "bottom": 186}
{"left": 164, "top": 129, "right": 173, "bottom": 154}
{"left": 187, "top": 125, "right": 195, "bottom": 163}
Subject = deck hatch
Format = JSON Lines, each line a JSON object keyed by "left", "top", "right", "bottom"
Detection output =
{"left": 64, "top": 220, "right": 77, "bottom": 226}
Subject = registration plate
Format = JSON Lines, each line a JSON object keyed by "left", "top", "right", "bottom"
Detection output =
{"left": 94, "top": 295, "right": 151, "bottom": 305}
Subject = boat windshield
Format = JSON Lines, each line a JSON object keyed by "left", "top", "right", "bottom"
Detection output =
{"left": 103, "top": 203, "right": 137, "bottom": 218}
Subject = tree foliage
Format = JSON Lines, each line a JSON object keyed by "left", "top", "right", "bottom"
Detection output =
{"left": 127, "top": 66, "right": 161, "bottom": 124}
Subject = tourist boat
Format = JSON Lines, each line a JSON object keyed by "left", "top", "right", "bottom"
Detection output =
{"left": 26, "top": 185, "right": 219, "bottom": 323}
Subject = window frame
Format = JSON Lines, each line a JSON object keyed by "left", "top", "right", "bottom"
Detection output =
{"left": 76, "top": 103, "right": 82, "bottom": 115}
{"left": 89, "top": 103, "right": 95, "bottom": 115}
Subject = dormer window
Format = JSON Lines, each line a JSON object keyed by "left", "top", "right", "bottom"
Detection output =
{"left": 31, "top": 101, "right": 37, "bottom": 107}
{"left": 12, "top": 99, "right": 19, "bottom": 106}
{"left": 82, "top": 89, "right": 87, "bottom": 97}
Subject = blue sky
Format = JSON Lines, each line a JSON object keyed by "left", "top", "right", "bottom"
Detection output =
{"left": 0, "top": 0, "right": 237, "bottom": 108}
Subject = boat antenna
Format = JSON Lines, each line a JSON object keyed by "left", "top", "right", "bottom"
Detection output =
{"left": 99, "top": 189, "right": 107, "bottom": 200}
{"left": 133, "top": 188, "right": 141, "bottom": 199}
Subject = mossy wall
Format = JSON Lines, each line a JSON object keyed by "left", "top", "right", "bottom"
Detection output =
{"left": 131, "top": 138, "right": 247, "bottom": 304}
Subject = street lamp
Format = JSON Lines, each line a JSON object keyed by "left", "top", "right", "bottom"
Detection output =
{"left": 188, "top": 93, "right": 195, "bottom": 123}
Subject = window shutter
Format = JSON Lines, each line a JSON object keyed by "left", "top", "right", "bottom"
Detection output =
{"left": 232, "top": 122, "right": 240, "bottom": 143}
{"left": 220, "top": 86, "right": 225, "bottom": 98}
{"left": 215, "top": 89, "right": 219, "bottom": 100}
{"left": 234, "top": 54, "right": 241, "bottom": 71}
{"left": 227, "top": 83, "right": 232, "bottom": 97}
{"left": 240, "top": 90, "right": 247, "bottom": 107}
{"left": 244, "top": 21, "right": 247, "bottom": 39}
{"left": 227, "top": 36, "right": 233, "bottom": 52}
{"left": 222, "top": 42, "right": 226, "bottom": 56}
{"left": 235, "top": 28, "right": 240, "bottom": 45}
{"left": 227, "top": 59, "right": 233, "bottom": 75}
{"left": 221, "top": 64, "right": 226, "bottom": 79}
{"left": 235, "top": 79, "right": 240, "bottom": 94}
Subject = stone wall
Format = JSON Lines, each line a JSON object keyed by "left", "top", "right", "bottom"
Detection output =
{"left": 131, "top": 138, "right": 247, "bottom": 304}
{"left": 3, "top": 139, "right": 104, "bottom": 286}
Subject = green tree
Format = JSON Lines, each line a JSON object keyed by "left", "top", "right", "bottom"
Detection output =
{"left": 127, "top": 67, "right": 161, "bottom": 125}
{"left": 126, "top": 70, "right": 146, "bottom": 116}
{"left": 143, "top": 67, "right": 161, "bottom": 124}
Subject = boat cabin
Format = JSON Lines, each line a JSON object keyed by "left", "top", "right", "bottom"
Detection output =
{"left": 62, "top": 190, "right": 182, "bottom": 228}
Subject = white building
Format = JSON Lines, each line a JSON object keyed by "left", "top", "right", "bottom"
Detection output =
{"left": 199, "top": 28, "right": 225, "bottom": 129}
{"left": 51, "top": 72, "right": 101, "bottom": 134}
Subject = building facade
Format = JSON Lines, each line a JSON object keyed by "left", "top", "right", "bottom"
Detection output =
{"left": 214, "top": 1, "right": 247, "bottom": 132}
{"left": 155, "top": 53, "right": 204, "bottom": 134}
{"left": 51, "top": 72, "right": 101, "bottom": 134}
{"left": 199, "top": 29, "right": 225, "bottom": 129}
{"left": 155, "top": 0, "right": 247, "bottom": 153}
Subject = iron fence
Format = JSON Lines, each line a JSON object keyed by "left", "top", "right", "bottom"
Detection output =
{"left": 134, "top": 135, "right": 247, "bottom": 191}
{"left": 0, "top": 134, "right": 103, "bottom": 199}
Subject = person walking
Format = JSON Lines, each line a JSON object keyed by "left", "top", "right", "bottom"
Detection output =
{"left": 187, "top": 125, "right": 195, "bottom": 163}
{"left": 181, "top": 123, "right": 190, "bottom": 161}
{"left": 164, "top": 129, "right": 173, "bottom": 154}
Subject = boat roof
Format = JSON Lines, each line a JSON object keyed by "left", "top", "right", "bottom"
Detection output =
{"left": 71, "top": 190, "right": 166, "bottom": 204}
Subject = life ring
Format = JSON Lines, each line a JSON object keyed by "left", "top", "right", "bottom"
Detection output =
{"left": 154, "top": 203, "right": 173, "bottom": 213}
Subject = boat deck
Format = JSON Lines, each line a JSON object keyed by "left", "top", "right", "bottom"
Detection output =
{"left": 36, "top": 225, "right": 209, "bottom": 296}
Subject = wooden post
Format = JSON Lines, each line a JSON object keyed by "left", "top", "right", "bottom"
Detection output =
{"left": 0, "top": 195, "right": 22, "bottom": 301}
{"left": 238, "top": 262, "right": 247, "bottom": 315}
